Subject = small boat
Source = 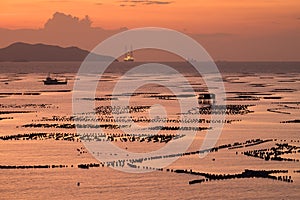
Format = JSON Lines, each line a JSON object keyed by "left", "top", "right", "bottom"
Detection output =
{"left": 43, "top": 74, "right": 67, "bottom": 85}
{"left": 124, "top": 46, "right": 134, "bottom": 62}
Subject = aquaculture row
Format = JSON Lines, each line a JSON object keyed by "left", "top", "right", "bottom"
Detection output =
{"left": 228, "top": 139, "right": 273, "bottom": 149}
{"left": 267, "top": 104, "right": 299, "bottom": 115}
{"left": 0, "top": 132, "right": 80, "bottom": 141}
{"left": 0, "top": 163, "right": 103, "bottom": 170}
{"left": 271, "top": 89, "right": 297, "bottom": 93}
{"left": 0, "top": 92, "right": 40, "bottom": 96}
{"left": 185, "top": 105, "right": 254, "bottom": 115}
{"left": 145, "top": 126, "right": 210, "bottom": 131}
{"left": 21, "top": 122, "right": 213, "bottom": 133}
{"left": 0, "top": 132, "right": 184, "bottom": 144}
{"left": 280, "top": 119, "right": 300, "bottom": 123}
{"left": 148, "top": 94, "right": 195, "bottom": 100}
{"left": 94, "top": 106, "right": 151, "bottom": 115}
{"left": 106, "top": 92, "right": 159, "bottom": 97}
{"left": 38, "top": 115, "right": 240, "bottom": 124}
{"left": 79, "top": 97, "right": 118, "bottom": 101}
{"left": 0, "top": 111, "right": 35, "bottom": 114}
{"left": 171, "top": 169, "right": 293, "bottom": 185}
{"left": 268, "top": 108, "right": 291, "bottom": 115}
{"left": 226, "top": 96, "right": 260, "bottom": 101}
{"left": 0, "top": 117, "right": 13, "bottom": 121}
{"left": 0, "top": 103, "right": 55, "bottom": 109}
{"left": 21, "top": 123, "right": 131, "bottom": 129}
{"left": 243, "top": 143, "right": 300, "bottom": 162}
{"left": 81, "top": 133, "right": 185, "bottom": 143}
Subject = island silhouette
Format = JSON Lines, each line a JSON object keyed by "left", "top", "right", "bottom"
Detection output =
{"left": 0, "top": 42, "right": 114, "bottom": 62}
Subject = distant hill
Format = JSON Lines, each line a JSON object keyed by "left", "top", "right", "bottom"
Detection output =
{"left": 0, "top": 42, "right": 115, "bottom": 62}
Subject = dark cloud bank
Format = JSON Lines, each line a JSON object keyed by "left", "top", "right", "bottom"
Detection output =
{"left": 119, "top": 0, "right": 173, "bottom": 7}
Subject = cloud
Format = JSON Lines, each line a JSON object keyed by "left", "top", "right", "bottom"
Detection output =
{"left": 120, "top": 3, "right": 136, "bottom": 7}
{"left": 143, "top": 0, "right": 172, "bottom": 5}
{"left": 44, "top": 12, "right": 92, "bottom": 29}
{"left": 118, "top": 0, "right": 173, "bottom": 7}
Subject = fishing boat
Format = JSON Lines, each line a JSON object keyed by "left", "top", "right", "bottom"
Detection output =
{"left": 43, "top": 74, "right": 67, "bottom": 85}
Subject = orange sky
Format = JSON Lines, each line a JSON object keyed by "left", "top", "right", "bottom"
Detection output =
{"left": 0, "top": 0, "right": 299, "bottom": 61}
{"left": 1, "top": 0, "right": 299, "bottom": 35}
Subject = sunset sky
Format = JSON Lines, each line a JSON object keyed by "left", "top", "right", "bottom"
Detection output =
{"left": 1, "top": 0, "right": 299, "bottom": 32}
{"left": 0, "top": 0, "right": 299, "bottom": 61}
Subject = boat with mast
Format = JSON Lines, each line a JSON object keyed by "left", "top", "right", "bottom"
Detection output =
{"left": 124, "top": 46, "right": 134, "bottom": 62}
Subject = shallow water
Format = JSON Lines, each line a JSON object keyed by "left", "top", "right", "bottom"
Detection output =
{"left": 0, "top": 63, "right": 299, "bottom": 199}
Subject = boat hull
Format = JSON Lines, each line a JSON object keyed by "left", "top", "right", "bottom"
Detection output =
{"left": 43, "top": 81, "right": 67, "bottom": 85}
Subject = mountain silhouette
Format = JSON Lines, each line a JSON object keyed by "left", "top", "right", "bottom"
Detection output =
{"left": 0, "top": 42, "right": 115, "bottom": 62}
